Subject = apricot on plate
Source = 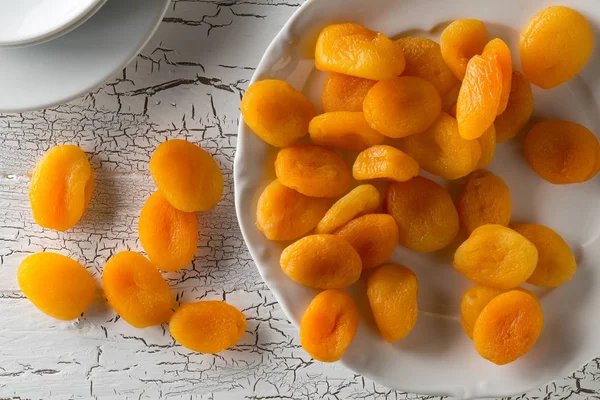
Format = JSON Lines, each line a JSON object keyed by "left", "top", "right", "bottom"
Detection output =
{"left": 321, "top": 73, "right": 377, "bottom": 112}
{"left": 335, "top": 214, "right": 399, "bottom": 269}
{"left": 473, "top": 290, "right": 544, "bottom": 365}
{"left": 367, "top": 264, "right": 418, "bottom": 342}
{"left": 241, "top": 79, "right": 316, "bottom": 147}
{"left": 482, "top": 38, "right": 512, "bottom": 115}
{"left": 520, "top": 6, "right": 593, "bottom": 89}
{"left": 453, "top": 224, "right": 538, "bottom": 289}
{"left": 29, "top": 144, "right": 94, "bottom": 231}
{"left": 316, "top": 184, "right": 380, "bottom": 234}
{"left": 18, "top": 252, "right": 95, "bottom": 321}
{"left": 102, "top": 251, "right": 173, "bottom": 328}
{"left": 280, "top": 234, "right": 361, "bottom": 289}
{"left": 440, "top": 19, "right": 488, "bottom": 80}
{"left": 460, "top": 285, "right": 506, "bottom": 339}
{"left": 511, "top": 224, "right": 577, "bottom": 288}
{"left": 363, "top": 76, "right": 442, "bottom": 138}
{"left": 385, "top": 176, "right": 459, "bottom": 252}
{"left": 457, "top": 170, "right": 512, "bottom": 235}
{"left": 309, "top": 112, "right": 385, "bottom": 152}
{"left": 495, "top": 71, "right": 534, "bottom": 142}
{"left": 150, "top": 139, "right": 223, "bottom": 212}
{"left": 275, "top": 144, "right": 352, "bottom": 198}
{"left": 353, "top": 145, "right": 419, "bottom": 182}
{"left": 476, "top": 124, "right": 496, "bottom": 169}
{"left": 315, "top": 23, "right": 405, "bottom": 80}
{"left": 524, "top": 120, "right": 600, "bottom": 184}
{"left": 170, "top": 301, "right": 246, "bottom": 354}
{"left": 300, "top": 289, "right": 359, "bottom": 362}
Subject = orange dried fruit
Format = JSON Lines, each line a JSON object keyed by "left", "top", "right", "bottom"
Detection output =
{"left": 440, "top": 19, "right": 488, "bottom": 80}
{"left": 476, "top": 124, "right": 496, "bottom": 169}
{"left": 321, "top": 72, "right": 377, "bottom": 112}
{"left": 353, "top": 145, "right": 419, "bottom": 182}
{"left": 316, "top": 184, "right": 381, "bottom": 234}
{"left": 482, "top": 38, "right": 512, "bottom": 115}
{"left": 460, "top": 285, "right": 506, "bottom": 340}
{"left": 495, "top": 71, "right": 534, "bottom": 142}
{"left": 309, "top": 112, "right": 385, "bottom": 152}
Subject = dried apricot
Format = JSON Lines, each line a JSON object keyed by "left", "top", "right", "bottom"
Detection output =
{"left": 482, "top": 39, "right": 512, "bottom": 115}
{"left": 453, "top": 224, "right": 538, "bottom": 289}
{"left": 275, "top": 144, "right": 352, "bottom": 198}
{"left": 495, "top": 71, "right": 534, "bottom": 142}
{"left": 367, "top": 264, "right": 418, "bottom": 342}
{"left": 460, "top": 285, "right": 506, "bottom": 339}
{"left": 29, "top": 144, "right": 94, "bottom": 231}
{"left": 315, "top": 23, "right": 405, "bottom": 80}
{"left": 18, "top": 252, "right": 95, "bottom": 321}
{"left": 385, "top": 176, "right": 459, "bottom": 252}
{"left": 102, "top": 251, "right": 173, "bottom": 328}
{"left": 524, "top": 120, "right": 600, "bottom": 184}
{"left": 241, "top": 79, "right": 316, "bottom": 147}
{"left": 363, "top": 76, "right": 442, "bottom": 138}
{"left": 520, "top": 6, "right": 593, "bottom": 89}
{"left": 511, "top": 224, "right": 577, "bottom": 288}
{"left": 150, "top": 139, "right": 223, "bottom": 212}
{"left": 300, "top": 289, "right": 359, "bottom": 362}
{"left": 321, "top": 73, "right": 377, "bottom": 112}
{"left": 473, "top": 290, "right": 544, "bottom": 365}
{"left": 316, "top": 185, "right": 380, "bottom": 234}
{"left": 440, "top": 19, "right": 488, "bottom": 80}
{"left": 280, "top": 234, "right": 361, "bottom": 289}
{"left": 170, "top": 301, "right": 246, "bottom": 354}
{"left": 138, "top": 191, "right": 198, "bottom": 272}
{"left": 476, "top": 124, "right": 496, "bottom": 169}
{"left": 353, "top": 145, "right": 419, "bottom": 182}
{"left": 309, "top": 112, "right": 385, "bottom": 152}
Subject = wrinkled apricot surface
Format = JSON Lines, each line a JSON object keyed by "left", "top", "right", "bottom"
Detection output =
{"left": 309, "top": 112, "right": 385, "bottom": 151}
{"left": 170, "top": 301, "right": 246, "bottom": 354}
{"left": 102, "top": 251, "right": 173, "bottom": 328}
{"left": 150, "top": 139, "right": 223, "bottom": 212}
{"left": 275, "top": 144, "right": 352, "bottom": 198}
{"left": 241, "top": 79, "right": 316, "bottom": 147}
{"left": 367, "top": 264, "right": 418, "bottom": 342}
{"left": 440, "top": 19, "right": 488, "bottom": 80}
{"left": 300, "top": 289, "right": 359, "bottom": 362}
{"left": 321, "top": 73, "right": 377, "bottom": 112}
{"left": 460, "top": 285, "right": 506, "bottom": 339}
{"left": 315, "top": 23, "right": 405, "bottom": 80}
{"left": 353, "top": 145, "right": 419, "bottom": 182}
{"left": 520, "top": 6, "right": 593, "bottom": 89}
{"left": 18, "top": 252, "right": 95, "bottom": 321}
{"left": 482, "top": 39, "right": 512, "bottom": 115}
{"left": 495, "top": 72, "right": 534, "bottom": 142}
{"left": 476, "top": 124, "right": 496, "bottom": 169}
{"left": 316, "top": 185, "right": 380, "bottom": 234}
{"left": 280, "top": 234, "right": 361, "bottom": 289}
{"left": 29, "top": 144, "right": 94, "bottom": 231}
{"left": 454, "top": 224, "right": 538, "bottom": 289}
{"left": 385, "top": 176, "right": 459, "bottom": 252}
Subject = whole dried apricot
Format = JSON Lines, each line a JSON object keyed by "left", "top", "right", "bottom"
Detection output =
{"left": 353, "top": 145, "right": 419, "bottom": 182}
{"left": 460, "top": 285, "right": 506, "bottom": 339}
{"left": 482, "top": 39, "right": 512, "bottom": 115}
{"left": 150, "top": 139, "right": 223, "bottom": 212}
{"left": 440, "top": 19, "right": 488, "bottom": 80}
{"left": 300, "top": 289, "right": 359, "bottom": 362}
{"left": 241, "top": 79, "right": 316, "bottom": 147}
{"left": 29, "top": 144, "right": 94, "bottom": 231}
{"left": 321, "top": 73, "right": 377, "bottom": 112}
{"left": 316, "top": 184, "right": 380, "bottom": 234}
{"left": 476, "top": 124, "right": 496, "bottom": 169}
{"left": 170, "top": 301, "right": 246, "bottom": 354}
{"left": 309, "top": 112, "right": 385, "bottom": 152}
{"left": 385, "top": 176, "right": 459, "bottom": 252}
{"left": 18, "top": 252, "right": 96, "bottom": 321}
{"left": 495, "top": 71, "right": 534, "bottom": 142}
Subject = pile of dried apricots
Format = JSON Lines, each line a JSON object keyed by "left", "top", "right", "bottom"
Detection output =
{"left": 242, "top": 5, "right": 594, "bottom": 366}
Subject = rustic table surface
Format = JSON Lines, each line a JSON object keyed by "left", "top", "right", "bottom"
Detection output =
{"left": 0, "top": 1, "right": 599, "bottom": 399}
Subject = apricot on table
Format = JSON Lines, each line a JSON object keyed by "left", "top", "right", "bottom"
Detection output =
{"left": 482, "top": 38, "right": 512, "bottom": 115}
{"left": 241, "top": 79, "right": 316, "bottom": 147}
{"left": 440, "top": 19, "right": 488, "bottom": 80}
{"left": 321, "top": 73, "right": 377, "bottom": 112}
{"left": 495, "top": 71, "right": 534, "bottom": 142}
{"left": 18, "top": 252, "right": 96, "bottom": 321}
{"left": 29, "top": 144, "right": 94, "bottom": 231}
{"left": 352, "top": 145, "right": 419, "bottom": 182}
{"left": 460, "top": 285, "right": 506, "bottom": 339}
{"left": 316, "top": 184, "right": 380, "bottom": 234}
{"left": 309, "top": 112, "right": 385, "bottom": 152}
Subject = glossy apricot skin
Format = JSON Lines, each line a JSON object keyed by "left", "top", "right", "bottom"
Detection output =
{"left": 335, "top": 214, "right": 399, "bottom": 269}
{"left": 102, "top": 252, "right": 173, "bottom": 328}
{"left": 520, "top": 6, "right": 593, "bottom": 89}
{"left": 149, "top": 139, "right": 223, "bottom": 212}
{"left": 460, "top": 286, "right": 506, "bottom": 339}
{"left": 309, "top": 112, "right": 385, "bottom": 152}
{"left": 29, "top": 144, "right": 95, "bottom": 231}
{"left": 316, "top": 185, "right": 380, "bottom": 234}
{"left": 476, "top": 124, "right": 496, "bottom": 169}
{"left": 241, "top": 79, "right": 316, "bottom": 147}
{"left": 139, "top": 191, "right": 198, "bottom": 272}
{"left": 170, "top": 301, "right": 246, "bottom": 354}
{"left": 353, "top": 145, "right": 420, "bottom": 182}
{"left": 280, "top": 234, "right": 362, "bottom": 289}
{"left": 495, "top": 72, "right": 534, "bottom": 142}
{"left": 524, "top": 120, "right": 600, "bottom": 184}
{"left": 457, "top": 170, "right": 512, "bottom": 235}
{"left": 385, "top": 176, "right": 459, "bottom": 252}
{"left": 315, "top": 23, "right": 405, "bottom": 80}
{"left": 300, "top": 289, "right": 359, "bottom": 362}
{"left": 321, "top": 73, "right": 377, "bottom": 112}
{"left": 256, "top": 180, "right": 332, "bottom": 241}
{"left": 453, "top": 224, "right": 538, "bottom": 289}
{"left": 18, "top": 252, "right": 96, "bottom": 321}
{"left": 440, "top": 19, "right": 488, "bottom": 80}
{"left": 275, "top": 144, "right": 352, "bottom": 198}
{"left": 473, "top": 290, "right": 544, "bottom": 365}
{"left": 482, "top": 39, "right": 512, "bottom": 115}
{"left": 511, "top": 224, "right": 577, "bottom": 288}
{"left": 367, "top": 264, "right": 418, "bottom": 342}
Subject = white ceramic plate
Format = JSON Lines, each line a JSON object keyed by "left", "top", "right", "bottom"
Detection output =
{"left": 234, "top": 0, "right": 600, "bottom": 398}
{"left": 0, "top": 0, "right": 170, "bottom": 112}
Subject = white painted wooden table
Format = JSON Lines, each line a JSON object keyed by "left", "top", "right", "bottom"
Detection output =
{"left": 0, "top": 1, "right": 599, "bottom": 398}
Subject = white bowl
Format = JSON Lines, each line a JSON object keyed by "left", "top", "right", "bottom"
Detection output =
{"left": 234, "top": 0, "right": 600, "bottom": 398}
